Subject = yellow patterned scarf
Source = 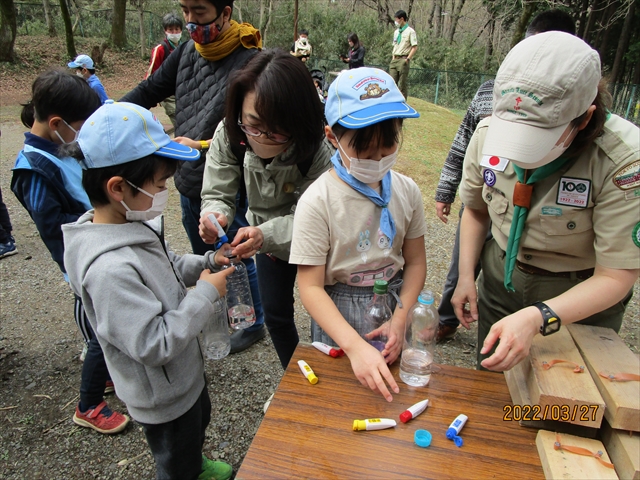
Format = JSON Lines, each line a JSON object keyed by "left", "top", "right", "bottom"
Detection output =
{"left": 195, "top": 21, "right": 262, "bottom": 61}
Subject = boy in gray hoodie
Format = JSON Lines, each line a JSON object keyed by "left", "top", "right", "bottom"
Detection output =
{"left": 62, "top": 101, "right": 235, "bottom": 480}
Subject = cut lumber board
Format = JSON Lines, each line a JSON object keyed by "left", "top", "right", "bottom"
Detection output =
{"left": 601, "top": 418, "right": 640, "bottom": 480}
{"left": 505, "top": 359, "right": 598, "bottom": 438}
{"left": 567, "top": 324, "right": 640, "bottom": 432}
{"left": 525, "top": 328, "right": 605, "bottom": 428}
{"left": 536, "top": 429, "right": 618, "bottom": 479}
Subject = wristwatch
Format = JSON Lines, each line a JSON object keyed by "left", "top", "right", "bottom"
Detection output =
{"left": 531, "top": 301, "right": 561, "bottom": 336}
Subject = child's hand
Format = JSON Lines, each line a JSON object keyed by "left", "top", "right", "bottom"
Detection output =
{"left": 199, "top": 266, "right": 235, "bottom": 297}
{"left": 381, "top": 319, "right": 404, "bottom": 364}
{"left": 213, "top": 245, "right": 232, "bottom": 266}
{"left": 347, "top": 340, "right": 399, "bottom": 402}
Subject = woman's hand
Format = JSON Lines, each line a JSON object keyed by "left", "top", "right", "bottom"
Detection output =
{"left": 451, "top": 275, "right": 478, "bottom": 329}
{"left": 199, "top": 212, "right": 228, "bottom": 244}
{"left": 480, "top": 306, "right": 541, "bottom": 371}
{"left": 229, "top": 226, "right": 264, "bottom": 258}
{"left": 347, "top": 340, "right": 400, "bottom": 402}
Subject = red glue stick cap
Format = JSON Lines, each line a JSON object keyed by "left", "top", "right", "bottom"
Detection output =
{"left": 399, "top": 410, "right": 413, "bottom": 423}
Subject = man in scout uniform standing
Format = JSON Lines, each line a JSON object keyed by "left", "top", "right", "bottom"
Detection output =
{"left": 389, "top": 9, "right": 417, "bottom": 100}
{"left": 450, "top": 32, "right": 639, "bottom": 372}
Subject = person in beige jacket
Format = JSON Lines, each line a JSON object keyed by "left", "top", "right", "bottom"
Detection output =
{"left": 199, "top": 50, "right": 333, "bottom": 368}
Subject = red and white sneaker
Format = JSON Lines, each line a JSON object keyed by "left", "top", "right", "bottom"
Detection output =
{"left": 73, "top": 401, "right": 129, "bottom": 434}
{"left": 104, "top": 380, "right": 115, "bottom": 394}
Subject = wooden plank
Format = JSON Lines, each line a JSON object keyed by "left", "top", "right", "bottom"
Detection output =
{"left": 526, "top": 328, "right": 605, "bottom": 428}
{"left": 536, "top": 429, "right": 618, "bottom": 479}
{"left": 504, "top": 359, "right": 598, "bottom": 438}
{"left": 601, "top": 419, "right": 640, "bottom": 480}
{"left": 567, "top": 324, "right": 640, "bottom": 432}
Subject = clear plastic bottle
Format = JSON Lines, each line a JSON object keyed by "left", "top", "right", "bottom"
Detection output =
{"left": 363, "top": 280, "right": 393, "bottom": 352}
{"left": 400, "top": 290, "right": 438, "bottom": 387}
{"left": 222, "top": 255, "right": 256, "bottom": 330}
{"left": 202, "top": 298, "right": 231, "bottom": 360}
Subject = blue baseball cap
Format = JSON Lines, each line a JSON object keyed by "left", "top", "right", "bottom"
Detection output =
{"left": 67, "top": 54, "right": 95, "bottom": 69}
{"left": 77, "top": 100, "right": 200, "bottom": 169}
{"left": 325, "top": 67, "right": 419, "bottom": 128}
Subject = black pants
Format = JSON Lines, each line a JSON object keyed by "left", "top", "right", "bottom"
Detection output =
{"left": 256, "top": 254, "right": 299, "bottom": 368}
{"left": 140, "top": 386, "right": 211, "bottom": 480}
{"left": 0, "top": 187, "right": 13, "bottom": 243}
{"left": 75, "top": 295, "right": 110, "bottom": 408}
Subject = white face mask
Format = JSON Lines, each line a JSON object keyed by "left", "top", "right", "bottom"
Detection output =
{"left": 121, "top": 181, "right": 169, "bottom": 221}
{"left": 337, "top": 141, "right": 398, "bottom": 184}
{"left": 53, "top": 119, "right": 79, "bottom": 145}
{"left": 512, "top": 126, "right": 577, "bottom": 169}
{"left": 394, "top": 21, "right": 400, "bottom": 27}
{"left": 76, "top": 71, "right": 84, "bottom": 78}
{"left": 166, "top": 32, "right": 182, "bottom": 44}
{"left": 246, "top": 136, "right": 290, "bottom": 159}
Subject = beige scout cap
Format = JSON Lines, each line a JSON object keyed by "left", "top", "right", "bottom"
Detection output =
{"left": 482, "top": 31, "right": 601, "bottom": 166}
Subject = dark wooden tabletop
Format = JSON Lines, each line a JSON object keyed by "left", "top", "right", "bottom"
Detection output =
{"left": 237, "top": 343, "right": 543, "bottom": 479}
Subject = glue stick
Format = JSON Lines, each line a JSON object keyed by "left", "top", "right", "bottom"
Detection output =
{"left": 446, "top": 414, "right": 468, "bottom": 447}
{"left": 312, "top": 341, "right": 345, "bottom": 358}
{"left": 297, "top": 360, "right": 318, "bottom": 384}
{"left": 207, "top": 214, "right": 229, "bottom": 245}
{"left": 352, "top": 418, "right": 396, "bottom": 431}
{"left": 399, "top": 399, "right": 429, "bottom": 423}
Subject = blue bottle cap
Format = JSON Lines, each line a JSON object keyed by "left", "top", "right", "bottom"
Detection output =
{"left": 414, "top": 429, "right": 432, "bottom": 448}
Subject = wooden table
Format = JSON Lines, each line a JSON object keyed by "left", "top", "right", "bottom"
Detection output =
{"left": 237, "top": 343, "right": 544, "bottom": 479}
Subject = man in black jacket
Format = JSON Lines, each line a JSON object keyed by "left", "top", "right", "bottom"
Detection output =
{"left": 121, "top": 0, "right": 267, "bottom": 353}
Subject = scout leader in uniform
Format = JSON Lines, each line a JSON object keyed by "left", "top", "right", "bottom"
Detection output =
{"left": 451, "top": 32, "right": 640, "bottom": 371}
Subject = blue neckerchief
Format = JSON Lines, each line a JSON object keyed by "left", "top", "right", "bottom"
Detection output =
{"left": 330, "top": 151, "right": 396, "bottom": 247}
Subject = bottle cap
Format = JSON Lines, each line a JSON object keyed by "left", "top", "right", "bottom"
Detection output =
{"left": 373, "top": 280, "right": 389, "bottom": 294}
{"left": 418, "top": 290, "right": 434, "bottom": 305}
{"left": 446, "top": 427, "right": 456, "bottom": 440}
{"left": 353, "top": 420, "right": 367, "bottom": 431}
{"left": 399, "top": 410, "right": 413, "bottom": 423}
{"left": 414, "top": 429, "right": 432, "bottom": 447}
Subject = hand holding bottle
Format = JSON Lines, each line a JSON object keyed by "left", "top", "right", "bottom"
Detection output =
{"left": 229, "top": 226, "right": 264, "bottom": 258}
{"left": 199, "top": 266, "right": 235, "bottom": 297}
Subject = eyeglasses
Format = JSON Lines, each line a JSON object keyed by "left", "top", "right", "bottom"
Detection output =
{"left": 237, "top": 118, "right": 290, "bottom": 144}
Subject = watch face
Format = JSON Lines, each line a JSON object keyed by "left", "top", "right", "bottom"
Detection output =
{"left": 546, "top": 317, "right": 560, "bottom": 333}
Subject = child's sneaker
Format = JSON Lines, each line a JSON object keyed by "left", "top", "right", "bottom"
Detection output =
{"left": 72, "top": 401, "right": 129, "bottom": 434}
{"left": 104, "top": 380, "right": 115, "bottom": 394}
{"left": 0, "top": 239, "right": 17, "bottom": 259}
{"left": 199, "top": 455, "right": 232, "bottom": 480}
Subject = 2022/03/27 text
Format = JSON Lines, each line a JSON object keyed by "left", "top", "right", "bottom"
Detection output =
{"left": 503, "top": 404, "right": 600, "bottom": 422}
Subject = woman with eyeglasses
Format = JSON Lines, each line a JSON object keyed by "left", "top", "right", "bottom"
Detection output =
{"left": 199, "top": 49, "right": 333, "bottom": 369}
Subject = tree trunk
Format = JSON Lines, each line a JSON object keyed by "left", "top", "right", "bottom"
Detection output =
{"left": 609, "top": 0, "right": 636, "bottom": 84}
{"left": 448, "top": 0, "right": 465, "bottom": 44}
{"left": 632, "top": 49, "right": 640, "bottom": 84}
{"left": 510, "top": 1, "right": 536, "bottom": 48}
{"left": 0, "top": 0, "right": 17, "bottom": 62}
{"left": 483, "top": 17, "right": 494, "bottom": 71}
{"left": 60, "top": 0, "right": 76, "bottom": 58}
{"left": 293, "top": 0, "right": 298, "bottom": 42}
{"left": 407, "top": 0, "right": 415, "bottom": 21}
{"left": 43, "top": 0, "right": 56, "bottom": 36}
{"left": 581, "top": 0, "right": 599, "bottom": 42}
{"left": 262, "top": 0, "right": 273, "bottom": 47}
{"left": 435, "top": 0, "right": 442, "bottom": 38}
{"left": 138, "top": 1, "right": 145, "bottom": 59}
{"left": 110, "top": 0, "right": 127, "bottom": 48}
{"left": 259, "top": 0, "right": 264, "bottom": 32}
{"left": 236, "top": 1, "right": 243, "bottom": 23}
{"left": 428, "top": 0, "right": 436, "bottom": 31}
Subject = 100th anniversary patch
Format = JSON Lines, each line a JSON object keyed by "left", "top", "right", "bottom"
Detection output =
{"left": 556, "top": 177, "right": 591, "bottom": 208}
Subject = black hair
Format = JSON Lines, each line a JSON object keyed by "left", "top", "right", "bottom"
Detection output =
{"left": 225, "top": 48, "right": 324, "bottom": 164}
{"left": 204, "top": 0, "right": 234, "bottom": 15}
{"left": 61, "top": 143, "right": 178, "bottom": 206}
{"left": 79, "top": 67, "right": 96, "bottom": 75}
{"left": 162, "top": 12, "right": 183, "bottom": 30}
{"left": 526, "top": 9, "right": 576, "bottom": 37}
{"left": 348, "top": 33, "right": 361, "bottom": 49}
{"left": 395, "top": 10, "right": 407, "bottom": 21}
{"left": 20, "top": 69, "right": 101, "bottom": 129}
{"left": 299, "top": 29, "right": 309, "bottom": 36}
{"left": 332, "top": 118, "right": 402, "bottom": 156}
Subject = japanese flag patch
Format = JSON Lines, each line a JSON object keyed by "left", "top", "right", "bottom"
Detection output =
{"left": 480, "top": 155, "right": 509, "bottom": 172}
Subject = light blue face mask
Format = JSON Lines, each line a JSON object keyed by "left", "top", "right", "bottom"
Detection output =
{"left": 53, "top": 119, "right": 79, "bottom": 145}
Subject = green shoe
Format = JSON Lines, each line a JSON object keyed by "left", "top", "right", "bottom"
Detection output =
{"left": 198, "top": 455, "right": 233, "bottom": 480}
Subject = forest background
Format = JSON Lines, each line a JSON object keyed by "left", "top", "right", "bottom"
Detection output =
{"left": 1, "top": 0, "right": 639, "bottom": 122}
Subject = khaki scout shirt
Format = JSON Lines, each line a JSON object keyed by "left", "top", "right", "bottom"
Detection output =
{"left": 392, "top": 26, "right": 417, "bottom": 57}
{"left": 460, "top": 114, "right": 640, "bottom": 272}
{"left": 201, "top": 121, "right": 333, "bottom": 261}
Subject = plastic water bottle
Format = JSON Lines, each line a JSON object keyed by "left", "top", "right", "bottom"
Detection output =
{"left": 222, "top": 255, "right": 256, "bottom": 330}
{"left": 202, "top": 298, "right": 231, "bottom": 360}
{"left": 400, "top": 290, "right": 438, "bottom": 386}
{"left": 363, "top": 280, "right": 393, "bottom": 352}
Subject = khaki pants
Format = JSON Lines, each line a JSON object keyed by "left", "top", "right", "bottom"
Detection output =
{"left": 476, "top": 238, "right": 631, "bottom": 368}
{"left": 161, "top": 95, "right": 177, "bottom": 130}
{"left": 389, "top": 57, "right": 410, "bottom": 99}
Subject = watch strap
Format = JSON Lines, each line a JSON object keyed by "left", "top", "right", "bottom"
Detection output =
{"left": 531, "top": 301, "right": 561, "bottom": 336}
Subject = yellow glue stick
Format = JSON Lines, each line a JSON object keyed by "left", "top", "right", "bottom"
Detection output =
{"left": 353, "top": 418, "right": 397, "bottom": 431}
{"left": 297, "top": 360, "right": 318, "bottom": 384}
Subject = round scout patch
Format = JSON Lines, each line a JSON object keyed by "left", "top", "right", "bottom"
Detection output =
{"left": 633, "top": 222, "right": 640, "bottom": 248}
{"left": 484, "top": 169, "right": 496, "bottom": 187}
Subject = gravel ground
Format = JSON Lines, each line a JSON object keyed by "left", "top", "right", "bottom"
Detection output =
{"left": 1, "top": 112, "right": 638, "bottom": 479}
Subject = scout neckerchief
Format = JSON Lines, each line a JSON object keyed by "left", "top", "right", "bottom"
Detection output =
{"left": 394, "top": 23, "right": 408, "bottom": 44}
{"left": 331, "top": 151, "right": 397, "bottom": 247}
{"left": 503, "top": 156, "right": 572, "bottom": 292}
{"left": 195, "top": 20, "right": 262, "bottom": 62}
